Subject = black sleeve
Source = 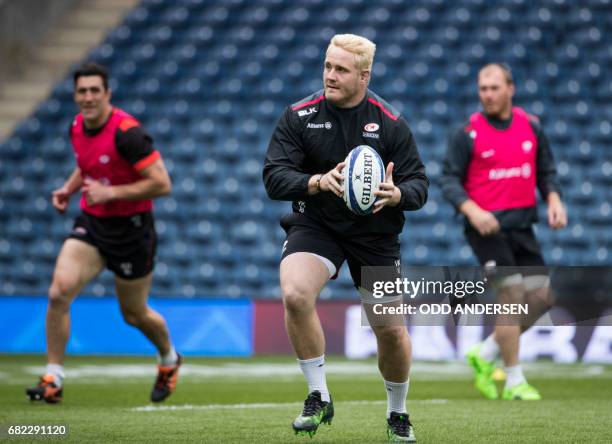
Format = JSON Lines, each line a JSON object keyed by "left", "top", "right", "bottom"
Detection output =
{"left": 531, "top": 120, "right": 562, "bottom": 199}
{"left": 262, "top": 107, "right": 311, "bottom": 201}
{"left": 441, "top": 126, "right": 472, "bottom": 209}
{"left": 114, "top": 125, "right": 156, "bottom": 165}
{"left": 389, "top": 118, "right": 429, "bottom": 211}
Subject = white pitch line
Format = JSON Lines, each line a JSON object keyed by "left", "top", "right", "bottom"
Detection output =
{"left": 23, "top": 362, "right": 467, "bottom": 379}
{"left": 130, "top": 399, "right": 448, "bottom": 412}
{"left": 17, "top": 362, "right": 611, "bottom": 382}
{"left": 132, "top": 401, "right": 302, "bottom": 412}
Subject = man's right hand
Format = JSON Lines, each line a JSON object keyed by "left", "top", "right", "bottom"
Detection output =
{"left": 319, "top": 161, "right": 345, "bottom": 198}
{"left": 51, "top": 186, "right": 71, "bottom": 213}
{"left": 460, "top": 200, "right": 500, "bottom": 236}
{"left": 468, "top": 207, "right": 500, "bottom": 236}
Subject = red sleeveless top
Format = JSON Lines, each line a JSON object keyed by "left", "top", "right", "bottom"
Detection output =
{"left": 70, "top": 108, "right": 158, "bottom": 217}
{"left": 463, "top": 107, "right": 538, "bottom": 211}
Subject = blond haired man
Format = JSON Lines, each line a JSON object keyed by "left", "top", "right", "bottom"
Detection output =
{"left": 264, "top": 34, "right": 428, "bottom": 442}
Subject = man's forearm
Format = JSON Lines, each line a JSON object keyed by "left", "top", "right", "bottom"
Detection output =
{"left": 307, "top": 174, "right": 322, "bottom": 195}
{"left": 64, "top": 168, "right": 83, "bottom": 194}
{"left": 458, "top": 199, "right": 482, "bottom": 218}
{"left": 110, "top": 178, "right": 170, "bottom": 201}
{"left": 396, "top": 178, "right": 428, "bottom": 210}
{"left": 547, "top": 191, "right": 562, "bottom": 205}
{"left": 263, "top": 166, "right": 311, "bottom": 201}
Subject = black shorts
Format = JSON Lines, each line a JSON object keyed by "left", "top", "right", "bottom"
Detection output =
{"left": 280, "top": 212, "right": 401, "bottom": 289}
{"left": 465, "top": 225, "right": 545, "bottom": 278}
{"left": 69, "top": 211, "right": 157, "bottom": 279}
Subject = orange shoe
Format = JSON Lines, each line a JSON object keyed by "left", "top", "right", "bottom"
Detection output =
{"left": 26, "top": 374, "right": 63, "bottom": 404}
{"left": 150, "top": 353, "right": 182, "bottom": 402}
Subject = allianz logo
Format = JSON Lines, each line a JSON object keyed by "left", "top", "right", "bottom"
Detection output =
{"left": 488, "top": 163, "right": 532, "bottom": 180}
{"left": 307, "top": 122, "right": 332, "bottom": 129}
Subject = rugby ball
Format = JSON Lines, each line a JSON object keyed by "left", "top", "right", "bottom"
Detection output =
{"left": 343, "top": 145, "right": 385, "bottom": 215}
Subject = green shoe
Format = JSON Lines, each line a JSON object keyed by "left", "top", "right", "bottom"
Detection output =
{"left": 292, "top": 391, "right": 334, "bottom": 437}
{"left": 466, "top": 345, "right": 498, "bottom": 400}
{"left": 502, "top": 383, "right": 542, "bottom": 400}
{"left": 387, "top": 412, "right": 416, "bottom": 442}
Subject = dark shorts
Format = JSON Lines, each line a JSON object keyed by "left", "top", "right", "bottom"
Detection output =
{"left": 465, "top": 225, "right": 546, "bottom": 278}
{"left": 69, "top": 211, "right": 157, "bottom": 279}
{"left": 280, "top": 212, "right": 401, "bottom": 289}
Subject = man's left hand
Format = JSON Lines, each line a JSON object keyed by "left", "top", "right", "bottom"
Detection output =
{"left": 373, "top": 162, "right": 401, "bottom": 214}
{"left": 82, "top": 178, "right": 116, "bottom": 206}
{"left": 547, "top": 193, "right": 567, "bottom": 229}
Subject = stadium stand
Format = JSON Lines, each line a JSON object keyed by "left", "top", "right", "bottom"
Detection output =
{"left": 0, "top": 0, "right": 609, "bottom": 298}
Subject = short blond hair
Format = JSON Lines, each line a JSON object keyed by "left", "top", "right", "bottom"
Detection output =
{"left": 327, "top": 34, "right": 376, "bottom": 71}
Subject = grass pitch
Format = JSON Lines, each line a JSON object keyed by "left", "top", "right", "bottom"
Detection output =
{"left": 1, "top": 355, "right": 611, "bottom": 443}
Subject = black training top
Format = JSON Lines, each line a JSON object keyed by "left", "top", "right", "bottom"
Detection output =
{"left": 263, "top": 89, "right": 429, "bottom": 236}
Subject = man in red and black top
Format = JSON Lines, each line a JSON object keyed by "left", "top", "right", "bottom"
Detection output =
{"left": 442, "top": 63, "right": 567, "bottom": 401}
{"left": 26, "top": 63, "right": 181, "bottom": 404}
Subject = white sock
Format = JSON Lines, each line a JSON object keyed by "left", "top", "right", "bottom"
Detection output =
{"left": 505, "top": 365, "right": 526, "bottom": 389}
{"left": 159, "top": 346, "right": 179, "bottom": 366}
{"left": 298, "top": 355, "right": 330, "bottom": 402}
{"left": 479, "top": 334, "right": 500, "bottom": 362}
{"left": 46, "top": 364, "right": 65, "bottom": 388}
{"left": 384, "top": 379, "right": 409, "bottom": 418}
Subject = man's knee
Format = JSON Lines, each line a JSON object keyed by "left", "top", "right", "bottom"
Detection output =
{"left": 48, "top": 274, "right": 78, "bottom": 310}
{"left": 282, "top": 282, "right": 317, "bottom": 315}
{"left": 373, "top": 325, "right": 408, "bottom": 345}
{"left": 121, "top": 308, "right": 147, "bottom": 327}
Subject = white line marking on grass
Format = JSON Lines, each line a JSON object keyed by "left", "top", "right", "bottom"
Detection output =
{"left": 23, "top": 362, "right": 468, "bottom": 379}
{"left": 133, "top": 402, "right": 302, "bottom": 412}
{"left": 130, "top": 399, "right": 448, "bottom": 412}
{"left": 19, "top": 362, "right": 611, "bottom": 382}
